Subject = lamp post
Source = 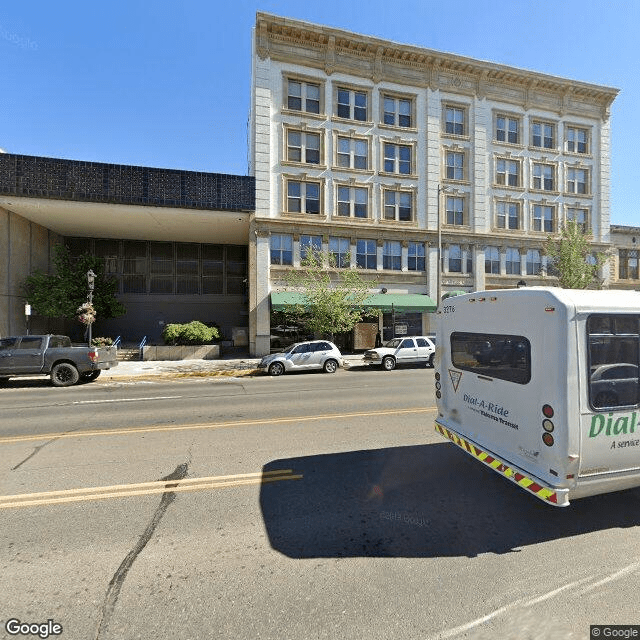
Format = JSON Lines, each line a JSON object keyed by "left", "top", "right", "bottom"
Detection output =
{"left": 87, "top": 269, "right": 95, "bottom": 346}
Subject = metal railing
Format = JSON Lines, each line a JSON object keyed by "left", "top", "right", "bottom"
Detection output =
{"left": 138, "top": 336, "right": 147, "bottom": 360}
{"left": 113, "top": 336, "right": 121, "bottom": 350}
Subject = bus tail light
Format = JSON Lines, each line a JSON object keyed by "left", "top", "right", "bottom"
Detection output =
{"left": 542, "top": 433, "right": 554, "bottom": 447}
{"left": 542, "top": 404, "right": 554, "bottom": 418}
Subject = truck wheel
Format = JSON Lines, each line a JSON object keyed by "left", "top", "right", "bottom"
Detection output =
{"left": 382, "top": 356, "right": 396, "bottom": 371}
{"left": 51, "top": 363, "right": 80, "bottom": 387}
{"left": 80, "top": 370, "right": 101, "bottom": 383}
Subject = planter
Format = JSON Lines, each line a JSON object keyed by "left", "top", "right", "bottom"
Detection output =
{"left": 142, "top": 344, "right": 220, "bottom": 361}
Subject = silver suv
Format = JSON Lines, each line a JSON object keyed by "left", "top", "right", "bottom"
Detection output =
{"left": 259, "top": 340, "right": 343, "bottom": 376}
{"left": 364, "top": 336, "right": 436, "bottom": 370}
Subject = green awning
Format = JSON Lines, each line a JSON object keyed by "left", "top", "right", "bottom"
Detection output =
{"left": 271, "top": 291, "right": 436, "bottom": 313}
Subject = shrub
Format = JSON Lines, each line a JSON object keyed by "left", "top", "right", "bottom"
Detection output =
{"left": 91, "top": 337, "right": 114, "bottom": 347}
{"left": 162, "top": 321, "right": 220, "bottom": 345}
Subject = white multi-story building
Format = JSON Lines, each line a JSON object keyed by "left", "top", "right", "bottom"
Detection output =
{"left": 249, "top": 13, "right": 618, "bottom": 356}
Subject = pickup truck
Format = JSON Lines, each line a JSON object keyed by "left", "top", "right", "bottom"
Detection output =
{"left": 0, "top": 335, "right": 118, "bottom": 387}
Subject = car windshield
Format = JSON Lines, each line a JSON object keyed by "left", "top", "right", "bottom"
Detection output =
{"left": 284, "top": 343, "right": 301, "bottom": 354}
{"left": 384, "top": 338, "right": 403, "bottom": 348}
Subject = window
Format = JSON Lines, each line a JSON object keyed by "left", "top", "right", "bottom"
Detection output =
{"left": 619, "top": 250, "right": 639, "bottom": 280}
{"left": 286, "top": 180, "right": 321, "bottom": 214}
{"left": 408, "top": 242, "right": 425, "bottom": 271}
{"left": 445, "top": 196, "right": 465, "bottom": 226}
{"left": 226, "top": 246, "right": 247, "bottom": 295}
{"left": 337, "top": 87, "right": 368, "bottom": 121}
{"left": 451, "top": 331, "right": 531, "bottom": 384}
{"left": 270, "top": 234, "right": 293, "bottom": 265}
{"left": 531, "top": 121, "right": 555, "bottom": 149}
{"left": 287, "top": 79, "right": 321, "bottom": 114}
{"left": 383, "top": 95, "right": 412, "bottom": 127}
{"left": 485, "top": 246, "right": 500, "bottom": 274}
{"left": 505, "top": 248, "right": 521, "bottom": 275}
{"left": 566, "top": 167, "right": 589, "bottom": 195}
{"left": 567, "top": 207, "right": 588, "bottom": 232}
{"left": 202, "top": 245, "right": 224, "bottom": 294}
{"left": 286, "top": 130, "right": 321, "bottom": 164}
{"left": 356, "top": 239, "right": 377, "bottom": 269}
{"left": 0, "top": 338, "right": 17, "bottom": 350}
{"left": 496, "top": 115, "right": 520, "bottom": 144}
{"left": 588, "top": 315, "right": 640, "bottom": 409}
{"left": 17, "top": 337, "right": 43, "bottom": 349}
{"left": 448, "top": 244, "right": 462, "bottom": 272}
{"left": 383, "top": 241, "right": 402, "bottom": 270}
{"left": 336, "top": 136, "right": 368, "bottom": 170}
{"left": 337, "top": 186, "right": 368, "bottom": 218}
{"left": 384, "top": 189, "right": 413, "bottom": 222}
{"left": 496, "top": 158, "right": 520, "bottom": 187}
{"left": 567, "top": 126, "right": 589, "bottom": 154}
{"left": 122, "top": 240, "right": 147, "bottom": 294}
{"left": 176, "top": 244, "right": 199, "bottom": 294}
{"left": 329, "top": 237, "right": 350, "bottom": 268}
{"left": 150, "top": 242, "right": 174, "bottom": 294}
{"left": 532, "top": 163, "right": 556, "bottom": 191}
{"left": 532, "top": 204, "right": 555, "bottom": 232}
{"left": 300, "top": 235, "right": 322, "bottom": 263}
{"left": 383, "top": 143, "right": 412, "bottom": 175}
{"left": 445, "top": 106, "right": 465, "bottom": 136}
{"left": 526, "top": 249, "right": 542, "bottom": 276}
{"left": 445, "top": 151, "right": 465, "bottom": 181}
{"left": 496, "top": 201, "right": 520, "bottom": 230}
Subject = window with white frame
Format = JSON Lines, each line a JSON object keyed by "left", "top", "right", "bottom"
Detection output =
{"left": 566, "top": 126, "right": 589, "bottom": 154}
{"left": 286, "top": 179, "right": 321, "bottom": 215}
{"left": 496, "top": 201, "right": 520, "bottom": 230}
{"left": 496, "top": 114, "right": 520, "bottom": 144}
{"left": 619, "top": 249, "right": 639, "bottom": 280}
{"left": 445, "top": 150, "right": 465, "bottom": 181}
{"left": 329, "top": 237, "right": 350, "bottom": 268}
{"left": 383, "top": 189, "right": 413, "bottom": 222}
{"left": 270, "top": 234, "right": 293, "bottom": 265}
{"left": 286, "top": 130, "right": 321, "bottom": 164}
{"left": 383, "top": 95, "right": 412, "bottom": 127}
{"left": 300, "top": 234, "right": 322, "bottom": 263}
{"left": 408, "top": 242, "right": 425, "bottom": 271}
{"left": 566, "top": 167, "right": 589, "bottom": 195}
{"left": 383, "top": 143, "right": 412, "bottom": 175}
{"left": 567, "top": 207, "right": 589, "bottom": 232}
{"left": 287, "top": 79, "right": 321, "bottom": 114}
{"left": 531, "top": 121, "right": 555, "bottom": 149}
{"left": 532, "top": 162, "right": 556, "bottom": 191}
{"left": 448, "top": 244, "right": 462, "bottom": 272}
{"left": 336, "top": 87, "right": 368, "bottom": 121}
{"left": 532, "top": 204, "right": 555, "bottom": 232}
{"left": 505, "top": 247, "right": 521, "bottom": 275}
{"left": 496, "top": 158, "right": 520, "bottom": 187}
{"left": 445, "top": 106, "right": 465, "bottom": 136}
{"left": 337, "top": 185, "right": 368, "bottom": 218}
{"left": 336, "top": 136, "right": 368, "bottom": 170}
{"left": 383, "top": 241, "right": 402, "bottom": 270}
{"left": 526, "top": 249, "right": 542, "bottom": 275}
{"left": 485, "top": 246, "right": 500, "bottom": 274}
{"left": 445, "top": 196, "right": 465, "bottom": 226}
{"left": 356, "top": 239, "right": 377, "bottom": 269}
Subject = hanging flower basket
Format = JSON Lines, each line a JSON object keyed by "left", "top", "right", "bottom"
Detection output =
{"left": 77, "top": 302, "right": 96, "bottom": 325}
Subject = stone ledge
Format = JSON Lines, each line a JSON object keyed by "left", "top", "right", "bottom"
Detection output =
{"left": 142, "top": 345, "right": 220, "bottom": 361}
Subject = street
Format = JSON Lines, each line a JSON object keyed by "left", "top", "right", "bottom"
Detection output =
{"left": 1, "top": 368, "right": 640, "bottom": 640}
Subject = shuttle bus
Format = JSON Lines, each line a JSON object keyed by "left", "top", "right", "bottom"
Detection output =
{"left": 434, "top": 287, "right": 640, "bottom": 507}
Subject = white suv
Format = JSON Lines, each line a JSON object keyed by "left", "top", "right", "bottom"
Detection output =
{"left": 363, "top": 336, "right": 435, "bottom": 370}
{"left": 259, "top": 340, "right": 343, "bottom": 376}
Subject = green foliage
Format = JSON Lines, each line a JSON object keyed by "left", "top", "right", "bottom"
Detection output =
{"left": 546, "top": 220, "right": 608, "bottom": 289}
{"left": 91, "top": 337, "right": 114, "bottom": 347}
{"left": 281, "top": 249, "right": 374, "bottom": 339}
{"left": 162, "top": 321, "right": 220, "bottom": 345}
{"left": 23, "top": 244, "right": 126, "bottom": 320}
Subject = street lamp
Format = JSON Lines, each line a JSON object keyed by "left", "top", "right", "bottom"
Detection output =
{"left": 87, "top": 269, "right": 95, "bottom": 346}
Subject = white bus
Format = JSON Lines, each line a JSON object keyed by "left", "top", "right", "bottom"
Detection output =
{"left": 434, "top": 287, "right": 640, "bottom": 507}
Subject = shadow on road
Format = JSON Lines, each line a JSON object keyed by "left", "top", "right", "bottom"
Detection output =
{"left": 260, "top": 443, "right": 640, "bottom": 558}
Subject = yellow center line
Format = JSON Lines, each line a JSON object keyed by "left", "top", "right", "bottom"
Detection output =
{"left": 0, "top": 469, "right": 302, "bottom": 509}
{"left": 0, "top": 407, "right": 435, "bottom": 445}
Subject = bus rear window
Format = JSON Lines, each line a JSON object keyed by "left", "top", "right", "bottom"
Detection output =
{"left": 451, "top": 332, "right": 531, "bottom": 384}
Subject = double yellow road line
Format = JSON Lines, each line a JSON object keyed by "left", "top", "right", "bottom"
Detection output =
{"left": 0, "top": 469, "right": 301, "bottom": 510}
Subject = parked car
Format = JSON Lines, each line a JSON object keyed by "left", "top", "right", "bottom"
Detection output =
{"left": 259, "top": 340, "right": 343, "bottom": 376}
{"left": 590, "top": 363, "right": 639, "bottom": 408}
{"left": 363, "top": 336, "right": 436, "bottom": 370}
{"left": 0, "top": 334, "right": 118, "bottom": 387}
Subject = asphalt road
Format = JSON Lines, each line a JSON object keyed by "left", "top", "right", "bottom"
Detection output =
{"left": 1, "top": 368, "right": 639, "bottom": 640}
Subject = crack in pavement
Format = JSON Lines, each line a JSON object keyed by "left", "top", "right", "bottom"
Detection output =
{"left": 94, "top": 461, "right": 189, "bottom": 640}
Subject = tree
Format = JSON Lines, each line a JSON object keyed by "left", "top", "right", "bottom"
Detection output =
{"left": 280, "top": 249, "right": 375, "bottom": 340}
{"left": 23, "top": 244, "right": 125, "bottom": 323}
{"left": 546, "top": 220, "right": 608, "bottom": 289}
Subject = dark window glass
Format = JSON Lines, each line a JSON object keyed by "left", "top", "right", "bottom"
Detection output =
{"left": 17, "top": 337, "right": 43, "bottom": 349}
{"left": 0, "top": 338, "right": 17, "bottom": 351}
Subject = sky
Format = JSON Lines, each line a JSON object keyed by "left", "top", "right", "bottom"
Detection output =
{"left": 1, "top": 0, "right": 638, "bottom": 225}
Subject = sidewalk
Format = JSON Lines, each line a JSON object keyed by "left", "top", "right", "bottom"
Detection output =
{"left": 98, "top": 354, "right": 367, "bottom": 381}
